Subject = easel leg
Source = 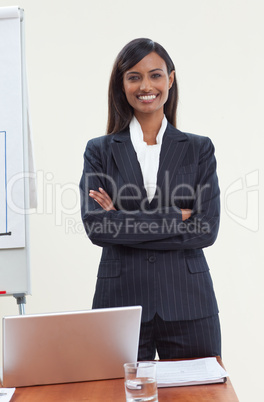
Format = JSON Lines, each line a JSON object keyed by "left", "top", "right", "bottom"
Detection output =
{"left": 13, "top": 293, "right": 26, "bottom": 315}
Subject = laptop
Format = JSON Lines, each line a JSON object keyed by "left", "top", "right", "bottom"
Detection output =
{"left": 1, "top": 305, "right": 142, "bottom": 387}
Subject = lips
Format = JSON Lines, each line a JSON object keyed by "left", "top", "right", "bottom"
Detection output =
{"left": 137, "top": 94, "right": 158, "bottom": 101}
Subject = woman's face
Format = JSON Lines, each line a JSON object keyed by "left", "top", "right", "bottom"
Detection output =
{"left": 123, "top": 52, "right": 174, "bottom": 118}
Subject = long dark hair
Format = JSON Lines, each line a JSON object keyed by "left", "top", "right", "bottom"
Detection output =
{"left": 107, "top": 38, "right": 178, "bottom": 134}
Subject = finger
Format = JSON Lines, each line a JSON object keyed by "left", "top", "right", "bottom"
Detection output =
{"left": 89, "top": 190, "right": 115, "bottom": 211}
{"left": 90, "top": 190, "right": 109, "bottom": 203}
{"left": 98, "top": 187, "right": 113, "bottom": 202}
{"left": 89, "top": 190, "right": 102, "bottom": 198}
{"left": 89, "top": 191, "right": 108, "bottom": 206}
{"left": 90, "top": 196, "right": 109, "bottom": 210}
{"left": 90, "top": 189, "right": 108, "bottom": 200}
{"left": 92, "top": 189, "right": 113, "bottom": 206}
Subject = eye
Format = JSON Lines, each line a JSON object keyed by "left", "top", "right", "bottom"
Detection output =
{"left": 127, "top": 75, "right": 140, "bottom": 81}
{"left": 151, "top": 73, "right": 162, "bottom": 79}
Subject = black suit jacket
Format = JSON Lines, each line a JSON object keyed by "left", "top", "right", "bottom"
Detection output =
{"left": 80, "top": 122, "right": 220, "bottom": 322}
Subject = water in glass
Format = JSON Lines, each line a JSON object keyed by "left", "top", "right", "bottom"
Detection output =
{"left": 125, "top": 377, "right": 158, "bottom": 402}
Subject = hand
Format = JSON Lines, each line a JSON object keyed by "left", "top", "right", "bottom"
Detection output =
{"left": 181, "top": 209, "right": 192, "bottom": 221}
{"left": 89, "top": 187, "right": 116, "bottom": 211}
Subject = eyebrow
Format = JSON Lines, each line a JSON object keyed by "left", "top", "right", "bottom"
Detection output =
{"left": 126, "top": 68, "right": 164, "bottom": 75}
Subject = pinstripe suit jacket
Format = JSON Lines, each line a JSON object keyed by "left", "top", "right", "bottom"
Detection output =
{"left": 80, "top": 122, "right": 220, "bottom": 322}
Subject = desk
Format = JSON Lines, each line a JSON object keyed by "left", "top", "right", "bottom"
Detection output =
{"left": 9, "top": 358, "right": 239, "bottom": 402}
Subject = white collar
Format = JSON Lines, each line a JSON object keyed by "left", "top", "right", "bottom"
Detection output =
{"left": 129, "top": 115, "right": 167, "bottom": 150}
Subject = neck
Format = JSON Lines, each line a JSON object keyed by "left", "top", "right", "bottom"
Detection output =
{"left": 134, "top": 110, "right": 164, "bottom": 145}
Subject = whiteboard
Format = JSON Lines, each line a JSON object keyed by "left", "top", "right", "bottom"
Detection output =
{"left": 0, "top": 7, "right": 31, "bottom": 296}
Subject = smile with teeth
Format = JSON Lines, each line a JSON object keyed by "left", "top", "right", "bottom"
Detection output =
{"left": 137, "top": 94, "right": 157, "bottom": 100}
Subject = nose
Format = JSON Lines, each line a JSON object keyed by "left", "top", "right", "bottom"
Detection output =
{"left": 140, "top": 77, "right": 152, "bottom": 92}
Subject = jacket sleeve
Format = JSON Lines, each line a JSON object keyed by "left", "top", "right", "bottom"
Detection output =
{"left": 79, "top": 136, "right": 220, "bottom": 250}
{"left": 128, "top": 137, "right": 220, "bottom": 250}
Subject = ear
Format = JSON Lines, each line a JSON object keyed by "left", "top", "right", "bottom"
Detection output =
{"left": 168, "top": 70, "right": 175, "bottom": 89}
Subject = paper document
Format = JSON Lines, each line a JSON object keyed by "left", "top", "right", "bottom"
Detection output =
{"left": 0, "top": 388, "right": 15, "bottom": 402}
{"left": 156, "top": 357, "right": 228, "bottom": 387}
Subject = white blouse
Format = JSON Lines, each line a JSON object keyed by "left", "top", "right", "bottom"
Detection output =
{"left": 129, "top": 115, "right": 167, "bottom": 202}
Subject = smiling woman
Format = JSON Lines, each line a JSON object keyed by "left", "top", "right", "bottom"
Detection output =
{"left": 107, "top": 38, "right": 178, "bottom": 135}
{"left": 122, "top": 52, "right": 174, "bottom": 140}
{"left": 80, "top": 38, "right": 221, "bottom": 361}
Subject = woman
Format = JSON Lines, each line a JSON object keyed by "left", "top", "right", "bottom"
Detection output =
{"left": 80, "top": 38, "right": 221, "bottom": 360}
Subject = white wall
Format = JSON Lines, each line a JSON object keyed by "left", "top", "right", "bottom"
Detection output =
{"left": 1, "top": 1, "right": 263, "bottom": 400}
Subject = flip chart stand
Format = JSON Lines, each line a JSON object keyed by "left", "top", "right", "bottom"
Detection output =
{"left": 14, "top": 294, "right": 26, "bottom": 315}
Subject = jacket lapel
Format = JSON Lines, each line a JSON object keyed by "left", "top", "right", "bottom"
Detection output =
{"left": 150, "top": 123, "right": 190, "bottom": 209}
{"left": 110, "top": 123, "right": 190, "bottom": 210}
{"left": 110, "top": 128, "right": 147, "bottom": 208}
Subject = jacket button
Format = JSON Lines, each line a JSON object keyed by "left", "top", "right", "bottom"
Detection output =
{"left": 148, "top": 256, "right": 156, "bottom": 263}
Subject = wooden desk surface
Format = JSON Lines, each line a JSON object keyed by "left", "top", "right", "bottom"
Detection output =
{"left": 9, "top": 358, "right": 239, "bottom": 402}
